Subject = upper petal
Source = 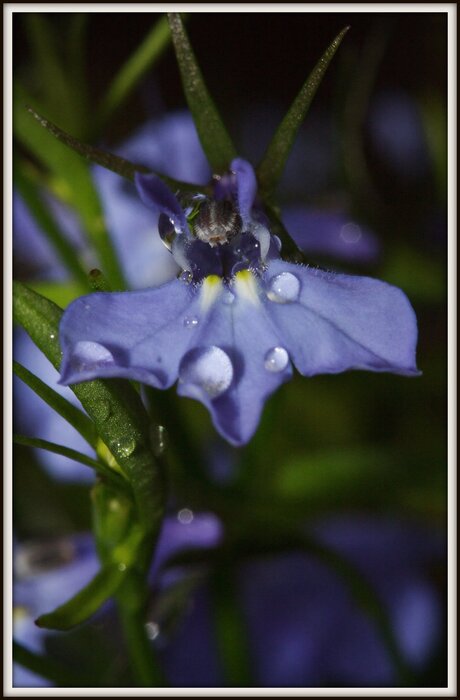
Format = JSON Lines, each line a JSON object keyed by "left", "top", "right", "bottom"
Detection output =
{"left": 134, "top": 172, "right": 190, "bottom": 235}
{"left": 263, "top": 259, "right": 419, "bottom": 377}
{"left": 230, "top": 158, "right": 258, "bottom": 227}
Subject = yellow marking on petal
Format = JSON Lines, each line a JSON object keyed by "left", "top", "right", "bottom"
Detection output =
{"left": 200, "top": 275, "right": 223, "bottom": 312}
{"left": 234, "top": 269, "right": 261, "bottom": 306}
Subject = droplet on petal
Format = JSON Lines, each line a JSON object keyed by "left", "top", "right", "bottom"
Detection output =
{"left": 340, "top": 222, "right": 362, "bottom": 244}
{"left": 264, "top": 346, "right": 289, "bottom": 373}
{"left": 71, "top": 341, "right": 115, "bottom": 371}
{"left": 252, "top": 223, "right": 271, "bottom": 260}
{"left": 179, "top": 346, "right": 233, "bottom": 398}
{"left": 183, "top": 315, "right": 199, "bottom": 329}
{"left": 180, "top": 270, "right": 193, "bottom": 284}
{"left": 267, "top": 272, "right": 300, "bottom": 304}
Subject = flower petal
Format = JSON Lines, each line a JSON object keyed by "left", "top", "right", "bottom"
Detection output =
{"left": 134, "top": 172, "right": 190, "bottom": 235}
{"left": 282, "top": 207, "right": 380, "bottom": 263}
{"left": 177, "top": 278, "right": 293, "bottom": 445}
{"left": 59, "top": 280, "right": 199, "bottom": 387}
{"left": 264, "top": 259, "right": 419, "bottom": 376}
{"left": 231, "top": 157, "right": 258, "bottom": 227}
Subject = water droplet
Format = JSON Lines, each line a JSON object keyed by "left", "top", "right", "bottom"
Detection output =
{"left": 177, "top": 508, "right": 194, "bottom": 525}
{"left": 84, "top": 304, "right": 91, "bottom": 311}
{"left": 116, "top": 438, "right": 136, "bottom": 458}
{"left": 145, "top": 621, "right": 160, "bottom": 640}
{"left": 252, "top": 223, "right": 271, "bottom": 260}
{"left": 179, "top": 346, "right": 233, "bottom": 398}
{"left": 222, "top": 290, "right": 235, "bottom": 305}
{"left": 180, "top": 270, "right": 193, "bottom": 284}
{"left": 183, "top": 315, "right": 199, "bottom": 329}
{"left": 49, "top": 333, "right": 55, "bottom": 340}
{"left": 150, "top": 425, "right": 168, "bottom": 457}
{"left": 340, "top": 222, "right": 362, "bottom": 244}
{"left": 71, "top": 341, "right": 115, "bottom": 371}
{"left": 273, "top": 235, "right": 282, "bottom": 251}
{"left": 98, "top": 399, "right": 111, "bottom": 421}
{"left": 267, "top": 272, "right": 300, "bottom": 304}
{"left": 118, "top": 562, "right": 127, "bottom": 572}
{"left": 264, "top": 347, "right": 289, "bottom": 373}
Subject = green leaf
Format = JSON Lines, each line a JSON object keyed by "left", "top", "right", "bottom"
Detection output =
{"left": 13, "top": 282, "right": 165, "bottom": 567}
{"left": 257, "top": 26, "right": 350, "bottom": 198}
{"left": 96, "top": 15, "right": 171, "bottom": 128}
{"left": 13, "top": 434, "right": 128, "bottom": 490}
{"left": 13, "top": 360, "right": 97, "bottom": 448}
{"left": 14, "top": 161, "right": 91, "bottom": 286}
{"left": 13, "top": 641, "right": 87, "bottom": 687}
{"left": 35, "top": 564, "right": 127, "bottom": 630}
{"left": 14, "top": 86, "right": 126, "bottom": 290}
{"left": 88, "top": 268, "right": 112, "bottom": 292}
{"left": 24, "top": 104, "right": 205, "bottom": 195}
{"left": 211, "top": 566, "right": 252, "bottom": 686}
{"left": 24, "top": 14, "right": 83, "bottom": 135}
{"left": 25, "top": 104, "right": 150, "bottom": 181}
{"left": 168, "top": 13, "right": 237, "bottom": 173}
{"left": 28, "top": 280, "right": 88, "bottom": 308}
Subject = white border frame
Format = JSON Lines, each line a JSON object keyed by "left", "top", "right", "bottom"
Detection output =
{"left": 4, "top": 3, "right": 456, "bottom": 697}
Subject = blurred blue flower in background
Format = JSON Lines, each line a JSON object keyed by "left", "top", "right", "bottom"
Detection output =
{"left": 13, "top": 513, "right": 222, "bottom": 687}
{"left": 155, "top": 515, "right": 444, "bottom": 687}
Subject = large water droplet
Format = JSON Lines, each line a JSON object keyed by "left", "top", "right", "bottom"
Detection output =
{"left": 179, "top": 346, "right": 233, "bottom": 398}
{"left": 72, "top": 341, "right": 115, "bottom": 371}
{"left": 267, "top": 272, "right": 300, "bottom": 304}
{"left": 116, "top": 438, "right": 136, "bottom": 458}
{"left": 183, "top": 315, "right": 199, "bottom": 329}
{"left": 264, "top": 347, "right": 289, "bottom": 373}
{"left": 150, "top": 425, "right": 168, "bottom": 457}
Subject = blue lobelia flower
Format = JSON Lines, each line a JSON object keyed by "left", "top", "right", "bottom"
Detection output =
{"left": 59, "top": 157, "right": 419, "bottom": 446}
{"left": 155, "top": 515, "right": 444, "bottom": 687}
{"left": 12, "top": 513, "right": 221, "bottom": 687}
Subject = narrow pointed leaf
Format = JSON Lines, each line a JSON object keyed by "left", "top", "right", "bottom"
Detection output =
{"left": 13, "top": 434, "right": 129, "bottom": 490}
{"left": 28, "top": 280, "right": 88, "bottom": 307}
{"left": 168, "top": 12, "right": 237, "bottom": 173}
{"left": 26, "top": 105, "right": 150, "bottom": 181}
{"left": 14, "top": 161, "right": 90, "bottom": 286}
{"left": 257, "top": 26, "right": 350, "bottom": 198}
{"left": 13, "top": 360, "right": 97, "bottom": 448}
{"left": 35, "top": 564, "right": 127, "bottom": 630}
{"left": 96, "top": 15, "right": 171, "bottom": 128}
{"left": 25, "top": 105, "right": 205, "bottom": 195}
{"left": 88, "top": 268, "right": 112, "bottom": 292}
{"left": 13, "top": 282, "right": 166, "bottom": 552}
{"left": 15, "top": 87, "right": 126, "bottom": 290}
{"left": 25, "top": 13, "right": 82, "bottom": 134}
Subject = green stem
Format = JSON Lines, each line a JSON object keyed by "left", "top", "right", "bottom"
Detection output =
{"left": 115, "top": 575, "right": 166, "bottom": 687}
